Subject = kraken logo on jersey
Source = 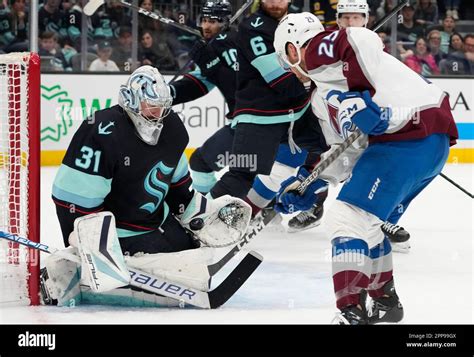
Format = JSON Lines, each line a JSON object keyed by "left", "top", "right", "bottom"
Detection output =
{"left": 140, "top": 161, "right": 174, "bottom": 213}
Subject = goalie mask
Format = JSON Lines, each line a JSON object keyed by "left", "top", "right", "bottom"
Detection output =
{"left": 118, "top": 66, "right": 172, "bottom": 146}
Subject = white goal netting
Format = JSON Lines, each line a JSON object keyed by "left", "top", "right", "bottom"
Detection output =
{"left": 0, "top": 52, "right": 40, "bottom": 306}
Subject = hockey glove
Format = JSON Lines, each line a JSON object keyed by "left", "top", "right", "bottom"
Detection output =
{"left": 179, "top": 191, "right": 252, "bottom": 247}
{"left": 337, "top": 90, "right": 390, "bottom": 136}
{"left": 274, "top": 167, "right": 329, "bottom": 214}
{"left": 189, "top": 40, "right": 220, "bottom": 77}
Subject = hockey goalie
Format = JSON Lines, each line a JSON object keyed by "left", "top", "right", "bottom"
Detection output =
{"left": 41, "top": 66, "right": 252, "bottom": 308}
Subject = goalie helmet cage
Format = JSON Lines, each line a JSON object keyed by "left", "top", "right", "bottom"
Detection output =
{"left": 0, "top": 52, "right": 40, "bottom": 306}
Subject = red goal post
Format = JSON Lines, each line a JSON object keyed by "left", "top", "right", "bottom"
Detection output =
{"left": 0, "top": 52, "right": 40, "bottom": 306}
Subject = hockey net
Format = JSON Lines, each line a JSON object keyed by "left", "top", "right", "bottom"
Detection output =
{"left": 0, "top": 52, "right": 40, "bottom": 306}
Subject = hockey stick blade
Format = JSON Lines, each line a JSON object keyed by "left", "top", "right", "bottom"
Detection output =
{"left": 208, "top": 251, "right": 262, "bottom": 309}
{"left": 84, "top": 0, "right": 105, "bottom": 16}
{"left": 0, "top": 230, "right": 262, "bottom": 309}
{"left": 208, "top": 210, "right": 276, "bottom": 276}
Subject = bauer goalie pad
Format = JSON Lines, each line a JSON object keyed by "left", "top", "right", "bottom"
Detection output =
{"left": 71, "top": 212, "right": 130, "bottom": 293}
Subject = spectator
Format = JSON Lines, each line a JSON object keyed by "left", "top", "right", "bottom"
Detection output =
{"left": 138, "top": 0, "right": 160, "bottom": 32}
{"left": 10, "top": 0, "right": 28, "bottom": 42}
{"left": 439, "top": 32, "right": 471, "bottom": 74}
{"left": 0, "top": 1, "right": 14, "bottom": 50}
{"left": 464, "top": 34, "right": 474, "bottom": 73}
{"left": 91, "top": 3, "right": 118, "bottom": 40}
{"left": 397, "top": 4, "right": 425, "bottom": 47}
{"left": 38, "top": 0, "right": 63, "bottom": 35}
{"left": 404, "top": 37, "right": 440, "bottom": 75}
{"left": 310, "top": 0, "right": 338, "bottom": 26}
{"left": 138, "top": 29, "right": 176, "bottom": 71}
{"left": 444, "top": 0, "right": 460, "bottom": 20}
{"left": 414, "top": 0, "right": 439, "bottom": 28}
{"left": 111, "top": 26, "right": 132, "bottom": 71}
{"left": 55, "top": 36, "right": 78, "bottom": 71}
{"left": 89, "top": 40, "right": 120, "bottom": 71}
{"left": 107, "top": 0, "right": 132, "bottom": 29}
{"left": 427, "top": 29, "right": 446, "bottom": 64}
{"left": 38, "top": 31, "right": 58, "bottom": 56}
{"left": 61, "top": 0, "right": 85, "bottom": 44}
{"left": 440, "top": 15, "right": 455, "bottom": 54}
{"left": 376, "top": 0, "right": 397, "bottom": 25}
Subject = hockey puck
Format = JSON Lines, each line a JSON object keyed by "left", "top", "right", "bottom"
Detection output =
{"left": 189, "top": 218, "right": 204, "bottom": 231}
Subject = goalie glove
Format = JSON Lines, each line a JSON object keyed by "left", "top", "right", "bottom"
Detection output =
{"left": 179, "top": 191, "right": 252, "bottom": 247}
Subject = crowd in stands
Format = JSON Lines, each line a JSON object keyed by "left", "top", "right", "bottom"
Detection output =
{"left": 0, "top": 0, "right": 473, "bottom": 75}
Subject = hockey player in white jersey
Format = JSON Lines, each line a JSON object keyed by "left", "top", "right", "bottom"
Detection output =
{"left": 287, "top": 0, "right": 411, "bottom": 251}
{"left": 273, "top": 12, "right": 458, "bottom": 324}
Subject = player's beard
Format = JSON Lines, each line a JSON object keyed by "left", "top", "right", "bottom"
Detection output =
{"left": 262, "top": 3, "right": 287, "bottom": 20}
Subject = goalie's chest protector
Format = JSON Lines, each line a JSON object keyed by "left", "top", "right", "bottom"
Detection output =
{"left": 95, "top": 106, "right": 189, "bottom": 228}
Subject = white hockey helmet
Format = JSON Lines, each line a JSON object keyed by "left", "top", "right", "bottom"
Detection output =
{"left": 274, "top": 12, "right": 324, "bottom": 74}
{"left": 118, "top": 65, "right": 173, "bottom": 146}
{"left": 337, "top": 0, "right": 369, "bottom": 26}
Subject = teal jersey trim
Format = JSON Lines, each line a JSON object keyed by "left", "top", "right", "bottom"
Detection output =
{"left": 251, "top": 52, "right": 287, "bottom": 84}
{"left": 52, "top": 164, "right": 112, "bottom": 208}
{"left": 189, "top": 66, "right": 216, "bottom": 92}
{"left": 162, "top": 202, "right": 170, "bottom": 226}
{"left": 171, "top": 153, "right": 189, "bottom": 184}
{"left": 231, "top": 102, "right": 311, "bottom": 127}
{"left": 190, "top": 170, "right": 217, "bottom": 194}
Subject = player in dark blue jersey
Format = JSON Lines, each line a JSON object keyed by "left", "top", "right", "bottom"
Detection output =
{"left": 207, "top": 0, "right": 327, "bottom": 204}
{"left": 169, "top": 0, "right": 239, "bottom": 194}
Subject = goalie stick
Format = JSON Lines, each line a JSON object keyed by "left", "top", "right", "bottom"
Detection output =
{"left": 208, "top": 0, "right": 412, "bottom": 277}
{"left": 0, "top": 230, "right": 262, "bottom": 309}
{"left": 84, "top": 0, "right": 202, "bottom": 37}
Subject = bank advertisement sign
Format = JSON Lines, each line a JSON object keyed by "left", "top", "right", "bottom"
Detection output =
{"left": 40, "top": 74, "right": 473, "bottom": 165}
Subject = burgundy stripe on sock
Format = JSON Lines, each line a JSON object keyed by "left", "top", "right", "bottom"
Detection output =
{"left": 368, "top": 270, "right": 393, "bottom": 298}
{"left": 333, "top": 270, "right": 370, "bottom": 310}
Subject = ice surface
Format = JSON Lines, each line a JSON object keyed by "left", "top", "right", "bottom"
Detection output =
{"left": 0, "top": 164, "right": 472, "bottom": 324}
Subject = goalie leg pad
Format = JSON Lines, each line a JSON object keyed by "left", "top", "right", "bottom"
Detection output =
{"left": 125, "top": 247, "right": 215, "bottom": 291}
{"left": 42, "top": 246, "right": 82, "bottom": 307}
{"left": 72, "top": 212, "right": 130, "bottom": 293}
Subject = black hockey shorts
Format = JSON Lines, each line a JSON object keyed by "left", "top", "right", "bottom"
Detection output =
{"left": 189, "top": 124, "right": 234, "bottom": 173}
{"left": 119, "top": 214, "right": 198, "bottom": 255}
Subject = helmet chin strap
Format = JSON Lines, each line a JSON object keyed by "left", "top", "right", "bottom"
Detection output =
{"left": 287, "top": 47, "right": 310, "bottom": 78}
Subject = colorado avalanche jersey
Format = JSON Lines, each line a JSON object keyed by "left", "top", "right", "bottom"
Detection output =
{"left": 305, "top": 27, "right": 458, "bottom": 146}
{"left": 52, "top": 105, "right": 193, "bottom": 246}
{"left": 310, "top": 90, "right": 366, "bottom": 185}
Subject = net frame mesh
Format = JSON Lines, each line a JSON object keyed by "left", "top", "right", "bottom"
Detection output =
{"left": 0, "top": 52, "right": 40, "bottom": 306}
